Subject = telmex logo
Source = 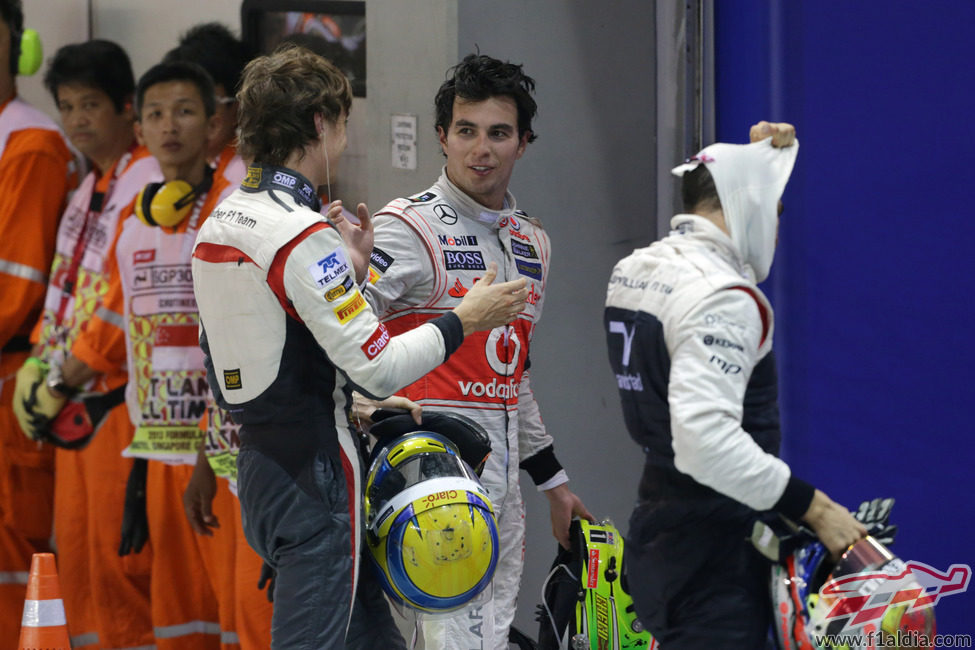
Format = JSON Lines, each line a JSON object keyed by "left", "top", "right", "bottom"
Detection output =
{"left": 361, "top": 323, "right": 390, "bottom": 360}
{"left": 318, "top": 252, "right": 342, "bottom": 270}
{"left": 272, "top": 171, "right": 296, "bottom": 187}
{"left": 133, "top": 249, "right": 156, "bottom": 264}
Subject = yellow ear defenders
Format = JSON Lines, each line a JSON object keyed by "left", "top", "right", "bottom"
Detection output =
{"left": 135, "top": 167, "right": 213, "bottom": 228}
{"left": 9, "top": 27, "right": 42, "bottom": 76}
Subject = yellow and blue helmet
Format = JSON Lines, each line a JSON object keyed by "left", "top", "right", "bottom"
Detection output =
{"left": 364, "top": 431, "right": 499, "bottom": 613}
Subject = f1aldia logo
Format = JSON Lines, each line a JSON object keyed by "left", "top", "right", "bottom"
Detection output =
{"left": 820, "top": 559, "right": 970, "bottom": 631}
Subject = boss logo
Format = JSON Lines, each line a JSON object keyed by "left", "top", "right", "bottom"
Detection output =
{"left": 443, "top": 250, "right": 486, "bottom": 270}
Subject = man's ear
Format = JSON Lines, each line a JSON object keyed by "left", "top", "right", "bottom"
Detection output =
{"left": 207, "top": 112, "right": 221, "bottom": 143}
{"left": 121, "top": 95, "right": 135, "bottom": 121}
{"left": 515, "top": 130, "right": 530, "bottom": 159}
{"left": 133, "top": 119, "right": 144, "bottom": 146}
{"left": 437, "top": 126, "right": 448, "bottom": 154}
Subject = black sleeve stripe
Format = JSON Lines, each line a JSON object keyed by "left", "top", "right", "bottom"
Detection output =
{"left": 520, "top": 444, "right": 564, "bottom": 486}
{"left": 429, "top": 312, "right": 464, "bottom": 361}
{"left": 774, "top": 475, "right": 816, "bottom": 521}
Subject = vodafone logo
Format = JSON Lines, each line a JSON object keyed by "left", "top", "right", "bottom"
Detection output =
{"left": 485, "top": 326, "right": 521, "bottom": 376}
{"left": 134, "top": 249, "right": 156, "bottom": 264}
{"left": 361, "top": 323, "right": 391, "bottom": 359}
{"left": 458, "top": 377, "right": 519, "bottom": 399}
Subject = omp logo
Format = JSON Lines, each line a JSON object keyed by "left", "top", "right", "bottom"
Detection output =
{"left": 587, "top": 549, "right": 600, "bottom": 589}
{"left": 361, "top": 323, "right": 390, "bottom": 359}
{"left": 223, "top": 369, "right": 242, "bottom": 390}
{"left": 334, "top": 292, "right": 366, "bottom": 324}
{"left": 242, "top": 165, "right": 261, "bottom": 188}
{"left": 134, "top": 249, "right": 155, "bottom": 264}
{"left": 509, "top": 229, "right": 531, "bottom": 241}
{"left": 437, "top": 234, "right": 478, "bottom": 247}
{"left": 820, "top": 560, "right": 971, "bottom": 631}
{"left": 443, "top": 250, "right": 485, "bottom": 271}
{"left": 272, "top": 171, "right": 296, "bottom": 187}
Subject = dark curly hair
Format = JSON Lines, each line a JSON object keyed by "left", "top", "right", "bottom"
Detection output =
{"left": 435, "top": 53, "right": 538, "bottom": 143}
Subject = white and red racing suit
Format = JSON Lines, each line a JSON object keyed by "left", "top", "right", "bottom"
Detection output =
{"left": 193, "top": 164, "right": 467, "bottom": 649}
{"left": 366, "top": 170, "right": 568, "bottom": 650}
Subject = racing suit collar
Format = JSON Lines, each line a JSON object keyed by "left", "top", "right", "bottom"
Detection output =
{"left": 669, "top": 214, "right": 753, "bottom": 280}
{"left": 436, "top": 168, "right": 517, "bottom": 229}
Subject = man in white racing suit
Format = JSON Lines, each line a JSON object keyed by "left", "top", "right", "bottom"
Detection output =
{"left": 603, "top": 122, "right": 867, "bottom": 648}
{"left": 364, "top": 53, "right": 592, "bottom": 650}
{"left": 191, "top": 46, "right": 528, "bottom": 649}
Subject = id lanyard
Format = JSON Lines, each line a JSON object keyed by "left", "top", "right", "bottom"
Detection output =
{"left": 50, "top": 150, "right": 132, "bottom": 345}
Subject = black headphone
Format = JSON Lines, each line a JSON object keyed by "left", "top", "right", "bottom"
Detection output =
{"left": 135, "top": 165, "right": 214, "bottom": 228}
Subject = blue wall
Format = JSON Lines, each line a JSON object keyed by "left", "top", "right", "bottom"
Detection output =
{"left": 716, "top": 0, "right": 975, "bottom": 635}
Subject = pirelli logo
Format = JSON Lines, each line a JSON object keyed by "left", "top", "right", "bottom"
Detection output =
{"left": 223, "top": 369, "right": 242, "bottom": 390}
{"left": 334, "top": 292, "right": 366, "bottom": 324}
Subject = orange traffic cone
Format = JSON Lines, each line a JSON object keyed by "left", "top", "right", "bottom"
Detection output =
{"left": 18, "top": 553, "right": 70, "bottom": 650}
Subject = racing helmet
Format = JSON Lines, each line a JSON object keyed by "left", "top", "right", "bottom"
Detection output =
{"left": 365, "top": 431, "right": 499, "bottom": 613}
{"left": 771, "top": 535, "right": 936, "bottom": 649}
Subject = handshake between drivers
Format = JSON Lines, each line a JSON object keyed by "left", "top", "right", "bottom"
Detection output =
{"left": 451, "top": 263, "right": 529, "bottom": 336}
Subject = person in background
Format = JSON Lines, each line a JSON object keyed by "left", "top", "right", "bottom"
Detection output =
{"left": 35, "top": 60, "right": 236, "bottom": 648}
{"left": 162, "top": 22, "right": 252, "bottom": 179}
{"left": 13, "top": 38, "right": 159, "bottom": 649}
{"left": 164, "top": 22, "right": 274, "bottom": 649}
{"left": 364, "top": 53, "right": 593, "bottom": 650}
{"left": 603, "top": 121, "right": 866, "bottom": 648}
{"left": 192, "top": 44, "right": 528, "bottom": 648}
{"left": 0, "top": 0, "right": 78, "bottom": 641}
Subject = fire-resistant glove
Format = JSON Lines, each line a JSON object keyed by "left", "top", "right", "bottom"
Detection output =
{"left": 118, "top": 458, "right": 150, "bottom": 556}
{"left": 258, "top": 561, "right": 276, "bottom": 603}
{"left": 12, "top": 357, "right": 57, "bottom": 440}
{"left": 853, "top": 497, "right": 897, "bottom": 547}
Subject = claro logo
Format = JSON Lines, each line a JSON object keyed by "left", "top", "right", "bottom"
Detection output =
{"left": 361, "top": 324, "right": 391, "bottom": 360}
